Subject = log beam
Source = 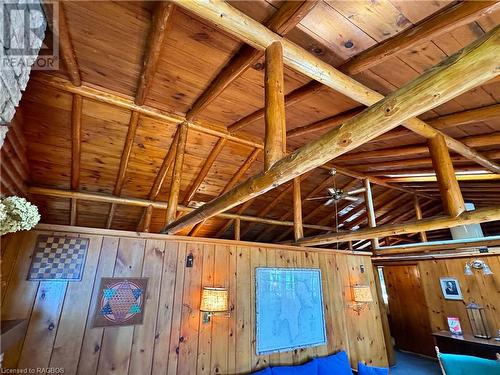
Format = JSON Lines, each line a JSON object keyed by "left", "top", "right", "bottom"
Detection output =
{"left": 363, "top": 179, "right": 379, "bottom": 249}
{"left": 166, "top": 122, "right": 188, "bottom": 224}
{"left": 135, "top": 2, "right": 174, "bottom": 106}
{"left": 160, "top": 24, "right": 500, "bottom": 234}
{"left": 384, "top": 173, "right": 500, "bottom": 183}
{"left": 293, "top": 177, "right": 303, "bottom": 241}
{"left": 182, "top": 0, "right": 500, "bottom": 172}
{"left": 28, "top": 186, "right": 334, "bottom": 231}
{"left": 186, "top": 0, "right": 318, "bottom": 120}
{"left": 413, "top": 196, "right": 428, "bottom": 242}
{"left": 182, "top": 137, "right": 226, "bottom": 205}
{"left": 428, "top": 134, "right": 466, "bottom": 216}
{"left": 35, "top": 75, "right": 434, "bottom": 200}
{"left": 297, "top": 207, "right": 500, "bottom": 247}
{"left": 234, "top": 218, "right": 241, "bottom": 241}
{"left": 264, "top": 41, "right": 286, "bottom": 170}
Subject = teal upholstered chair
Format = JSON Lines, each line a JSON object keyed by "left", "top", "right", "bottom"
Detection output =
{"left": 435, "top": 346, "right": 500, "bottom": 375}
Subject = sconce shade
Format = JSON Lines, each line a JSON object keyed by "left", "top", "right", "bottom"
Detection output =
{"left": 200, "top": 287, "right": 229, "bottom": 313}
{"left": 352, "top": 285, "right": 373, "bottom": 303}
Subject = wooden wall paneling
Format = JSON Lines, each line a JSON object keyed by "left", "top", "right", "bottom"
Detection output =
{"left": 227, "top": 244, "right": 238, "bottom": 372}
{"left": 197, "top": 243, "right": 215, "bottom": 375}
{"left": 151, "top": 241, "right": 179, "bottom": 374}
{"left": 250, "top": 247, "right": 269, "bottom": 371}
{"left": 129, "top": 239, "right": 165, "bottom": 374}
{"left": 49, "top": 235, "right": 103, "bottom": 373}
{"left": 0, "top": 234, "right": 22, "bottom": 303}
{"left": 1, "top": 232, "right": 40, "bottom": 368}
{"left": 177, "top": 242, "right": 203, "bottom": 374}
{"left": 344, "top": 255, "right": 387, "bottom": 367}
{"left": 211, "top": 245, "right": 230, "bottom": 374}
{"left": 166, "top": 242, "right": 187, "bottom": 374}
{"left": 77, "top": 236, "right": 120, "bottom": 375}
{"left": 235, "top": 246, "right": 252, "bottom": 373}
{"left": 96, "top": 238, "right": 146, "bottom": 375}
{"left": 17, "top": 232, "right": 70, "bottom": 369}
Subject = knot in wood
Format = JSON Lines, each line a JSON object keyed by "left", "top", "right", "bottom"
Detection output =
{"left": 382, "top": 99, "right": 398, "bottom": 117}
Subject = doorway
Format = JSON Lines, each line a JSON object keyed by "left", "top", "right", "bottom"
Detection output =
{"left": 380, "top": 265, "right": 435, "bottom": 357}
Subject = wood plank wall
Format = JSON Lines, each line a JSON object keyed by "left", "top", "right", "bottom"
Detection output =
{"left": 378, "top": 255, "right": 500, "bottom": 340}
{"left": 1, "top": 226, "right": 388, "bottom": 374}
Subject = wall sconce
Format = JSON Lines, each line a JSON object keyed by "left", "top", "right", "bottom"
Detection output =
{"left": 200, "top": 287, "right": 229, "bottom": 324}
{"left": 464, "top": 259, "right": 493, "bottom": 276}
{"left": 350, "top": 284, "right": 373, "bottom": 314}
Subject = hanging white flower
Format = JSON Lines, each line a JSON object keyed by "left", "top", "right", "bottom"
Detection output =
{"left": 0, "top": 196, "right": 40, "bottom": 236}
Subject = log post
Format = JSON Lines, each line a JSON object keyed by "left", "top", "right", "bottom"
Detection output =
{"left": 293, "top": 177, "right": 303, "bottom": 241}
{"left": 166, "top": 122, "right": 188, "bottom": 224}
{"left": 234, "top": 218, "right": 241, "bottom": 241}
{"left": 413, "top": 195, "right": 428, "bottom": 242}
{"left": 363, "top": 179, "right": 380, "bottom": 249}
{"left": 264, "top": 41, "right": 286, "bottom": 171}
{"left": 428, "top": 134, "right": 466, "bottom": 216}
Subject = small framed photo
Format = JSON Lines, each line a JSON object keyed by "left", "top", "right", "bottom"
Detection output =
{"left": 440, "top": 277, "right": 463, "bottom": 300}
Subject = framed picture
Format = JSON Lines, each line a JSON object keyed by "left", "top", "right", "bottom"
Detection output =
{"left": 440, "top": 277, "right": 463, "bottom": 300}
{"left": 255, "top": 268, "right": 327, "bottom": 355}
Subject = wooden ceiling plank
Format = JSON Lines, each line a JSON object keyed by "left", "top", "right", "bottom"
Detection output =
{"left": 264, "top": 41, "right": 286, "bottom": 170}
{"left": 43, "top": 1, "right": 81, "bottom": 86}
{"left": 70, "top": 94, "right": 82, "bottom": 226}
{"left": 182, "top": 137, "right": 227, "bottom": 205}
{"left": 190, "top": 147, "right": 261, "bottom": 236}
{"left": 297, "top": 206, "right": 500, "bottom": 246}
{"left": 135, "top": 2, "right": 174, "bottom": 106}
{"left": 160, "top": 22, "right": 499, "bottom": 234}
{"left": 374, "top": 103, "right": 500, "bottom": 143}
{"left": 181, "top": 0, "right": 500, "bottom": 172}
{"left": 35, "top": 74, "right": 430, "bottom": 200}
{"left": 341, "top": 1, "right": 499, "bottom": 75}
{"left": 186, "top": 0, "right": 319, "bottom": 120}
{"left": 166, "top": 122, "right": 188, "bottom": 224}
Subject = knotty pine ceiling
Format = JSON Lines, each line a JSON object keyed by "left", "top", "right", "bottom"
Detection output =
{"left": 19, "top": 0, "right": 500, "bottom": 247}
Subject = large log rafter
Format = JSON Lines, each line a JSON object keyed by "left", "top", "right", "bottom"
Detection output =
{"left": 160, "top": 3, "right": 499, "bottom": 234}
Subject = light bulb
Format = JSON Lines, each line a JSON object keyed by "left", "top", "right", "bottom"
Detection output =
{"left": 464, "top": 263, "right": 473, "bottom": 276}
{"left": 482, "top": 263, "right": 494, "bottom": 276}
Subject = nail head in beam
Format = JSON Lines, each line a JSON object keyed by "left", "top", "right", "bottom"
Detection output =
{"left": 264, "top": 41, "right": 286, "bottom": 171}
{"left": 166, "top": 122, "right": 188, "bottom": 224}
{"left": 159, "top": 25, "right": 500, "bottom": 234}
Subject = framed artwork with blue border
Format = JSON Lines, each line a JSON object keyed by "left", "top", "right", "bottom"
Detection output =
{"left": 255, "top": 268, "right": 327, "bottom": 355}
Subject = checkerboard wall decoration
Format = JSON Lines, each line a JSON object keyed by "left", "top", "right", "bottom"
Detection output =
{"left": 28, "top": 235, "right": 88, "bottom": 281}
{"left": 93, "top": 278, "right": 148, "bottom": 327}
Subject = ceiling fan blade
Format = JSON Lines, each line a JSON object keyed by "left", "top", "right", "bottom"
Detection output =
{"left": 324, "top": 198, "right": 337, "bottom": 206}
{"left": 327, "top": 187, "right": 336, "bottom": 195}
{"left": 346, "top": 187, "right": 367, "bottom": 195}
{"left": 343, "top": 196, "right": 359, "bottom": 202}
{"left": 305, "top": 196, "right": 331, "bottom": 201}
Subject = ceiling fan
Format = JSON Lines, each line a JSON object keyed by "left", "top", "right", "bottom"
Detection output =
{"left": 306, "top": 187, "right": 366, "bottom": 206}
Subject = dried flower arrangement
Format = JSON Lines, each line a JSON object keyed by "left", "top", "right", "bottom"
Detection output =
{"left": 0, "top": 196, "right": 40, "bottom": 236}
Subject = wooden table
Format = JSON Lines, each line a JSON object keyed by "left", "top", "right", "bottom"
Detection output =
{"left": 432, "top": 331, "right": 500, "bottom": 360}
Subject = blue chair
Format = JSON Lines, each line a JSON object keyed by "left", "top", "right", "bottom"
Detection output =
{"left": 435, "top": 346, "right": 500, "bottom": 375}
